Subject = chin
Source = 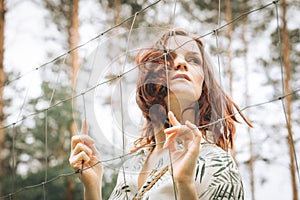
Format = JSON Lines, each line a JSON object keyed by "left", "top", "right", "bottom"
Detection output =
{"left": 168, "top": 90, "right": 198, "bottom": 103}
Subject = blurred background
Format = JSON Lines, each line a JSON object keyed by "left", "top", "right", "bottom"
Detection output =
{"left": 0, "top": 0, "right": 299, "bottom": 199}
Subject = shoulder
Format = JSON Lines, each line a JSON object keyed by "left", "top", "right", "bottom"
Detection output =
{"left": 200, "top": 143, "right": 231, "bottom": 159}
{"left": 198, "top": 143, "right": 241, "bottom": 177}
{"left": 195, "top": 143, "right": 244, "bottom": 199}
{"left": 122, "top": 148, "right": 149, "bottom": 171}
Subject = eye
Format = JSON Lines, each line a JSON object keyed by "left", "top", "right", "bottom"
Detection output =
{"left": 186, "top": 56, "right": 201, "bottom": 65}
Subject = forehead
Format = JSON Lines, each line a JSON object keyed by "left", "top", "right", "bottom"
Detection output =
{"left": 166, "top": 35, "right": 200, "bottom": 54}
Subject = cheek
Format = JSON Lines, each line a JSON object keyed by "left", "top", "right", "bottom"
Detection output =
{"left": 196, "top": 73, "right": 204, "bottom": 84}
{"left": 194, "top": 71, "right": 204, "bottom": 97}
{"left": 193, "top": 67, "right": 204, "bottom": 82}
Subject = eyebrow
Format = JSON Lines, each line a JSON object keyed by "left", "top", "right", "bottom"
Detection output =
{"left": 186, "top": 51, "right": 201, "bottom": 55}
{"left": 167, "top": 49, "right": 201, "bottom": 55}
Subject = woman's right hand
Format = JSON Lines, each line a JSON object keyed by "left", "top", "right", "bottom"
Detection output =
{"left": 69, "top": 121, "right": 103, "bottom": 192}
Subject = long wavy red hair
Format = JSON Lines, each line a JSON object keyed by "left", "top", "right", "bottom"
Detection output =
{"left": 133, "top": 29, "right": 252, "bottom": 152}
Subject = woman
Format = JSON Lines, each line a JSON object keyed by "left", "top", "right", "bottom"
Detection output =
{"left": 69, "top": 29, "right": 252, "bottom": 199}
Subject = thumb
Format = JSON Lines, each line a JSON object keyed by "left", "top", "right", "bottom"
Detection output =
{"left": 81, "top": 120, "right": 88, "bottom": 135}
{"left": 168, "top": 111, "right": 181, "bottom": 126}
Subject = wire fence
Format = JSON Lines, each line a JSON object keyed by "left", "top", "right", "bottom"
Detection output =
{"left": 1, "top": 0, "right": 299, "bottom": 199}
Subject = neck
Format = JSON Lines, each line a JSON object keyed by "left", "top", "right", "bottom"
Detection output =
{"left": 152, "top": 96, "right": 197, "bottom": 151}
{"left": 167, "top": 95, "right": 197, "bottom": 124}
{"left": 152, "top": 129, "right": 165, "bottom": 151}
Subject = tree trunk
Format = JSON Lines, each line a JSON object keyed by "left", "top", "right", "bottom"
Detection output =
{"left": 241, "top": 1, "right": 255, "bottom": 199}
{"left": 69, "top": 0, "right": 79, "bottom": 138}
{"left": 0, "top": 0, "right": 6, "bottom": 195}
{"left": 70, "top": 0, "right": 79, "bottom": 90}
{"left": 113, "top": 0, "right": 121, "bottom": 157}
{"left": 225, "top": 0, "right": 233, "bottom": 96}
{"left": 114, "top": 0, "right": 120, "bottom": 25}
{"left": 66, "top": 0, "right": 79, "bottom": 200}
{"left": 66, "top": 177, "right": 76, "bottom": 200}
{"left": 281, "top": 1, "right": 298, "bottom": 200}
{"left": 224, "top": 0, "right": 236, "bottom": 161}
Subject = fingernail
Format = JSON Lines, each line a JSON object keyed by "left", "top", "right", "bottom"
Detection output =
{"left": 185, "top": 120, "right": 192, "bottom": 127}
{"left": 186, "top": 120, "right": 197, "bottom": 128}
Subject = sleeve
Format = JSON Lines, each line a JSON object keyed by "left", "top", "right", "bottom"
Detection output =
{"left": 108, "top": 149, "right": 147, "bottom": 200}
{"left": 195, "top": 145, "right": 244, "bottom": 200}
{"left": 108, "top": 171, "right": 131, "bottom": 200}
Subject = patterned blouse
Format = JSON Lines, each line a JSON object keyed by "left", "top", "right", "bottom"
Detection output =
{"left": 108, "top": 143, "right": 244, "bottom": 200}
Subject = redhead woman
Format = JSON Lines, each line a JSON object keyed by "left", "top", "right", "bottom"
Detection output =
{"left": 69, "top": 29, "right": 252, "bottom": 200}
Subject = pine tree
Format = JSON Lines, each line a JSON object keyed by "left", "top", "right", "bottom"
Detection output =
{"left": 0, "top": 0, "right": 6, "bottom": 195}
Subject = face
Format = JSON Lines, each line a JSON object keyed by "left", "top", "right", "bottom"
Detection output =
{"left": 165, "top": 35, "right": 204, "bottom": 105}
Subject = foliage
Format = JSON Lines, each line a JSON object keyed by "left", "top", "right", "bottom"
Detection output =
{"left": 1, "top": 164, "right": 83, "bottom": 200}
{"left": 0, "top": 81, "right": 75, "bottom": 197}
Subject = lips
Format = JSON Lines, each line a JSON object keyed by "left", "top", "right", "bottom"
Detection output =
{"left": 171, "top": 74, "right": 191, "bottom": 81}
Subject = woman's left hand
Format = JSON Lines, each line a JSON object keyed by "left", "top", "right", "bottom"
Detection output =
{"left": 163, "top": 111, "right": 202, "bottom": 186}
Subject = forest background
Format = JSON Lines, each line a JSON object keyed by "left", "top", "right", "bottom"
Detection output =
{"left": 0, "top": 0, "right": 299, "bottom": 199}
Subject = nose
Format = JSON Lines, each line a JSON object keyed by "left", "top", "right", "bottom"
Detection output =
{"left": 174, "top": 56, "right": 188, "bottom": 71}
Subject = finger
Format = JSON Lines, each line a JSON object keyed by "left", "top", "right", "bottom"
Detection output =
{"left": 185, "top": 121, "right": 202, "bottom": 153}
{"left": 164, "top": 126, "right": 180, "bottom": 135}
{"left": 69, "top": 151, "right": 91, "bottom": 170}
{"left": 163, "top": 134, "right": 177, "bottom": 151}
{"left": 185, "top": 121, "right": 201, "bottom": 138}
{"left": 169, "top": 121, "right": 199, "bottom": 150}
{"left": 165, "top": 125, "right": 193, "bottom": 141}
{"left": 168, "top": 111, "right": 181, "bottom": 126}
{"left": 90, "top": 143, "right": 100, "bottom": 158}
{"left": 81, "top": 120, "right": 88, "bottom": 135}
{"left": 72, "top": 142, "right": 93, "bottom": 157}
{"left": 165, "top": 132, "right": 177, "bottom": 144}
{"left": 71, "top": 135, "right": 95, "bottom": 150}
